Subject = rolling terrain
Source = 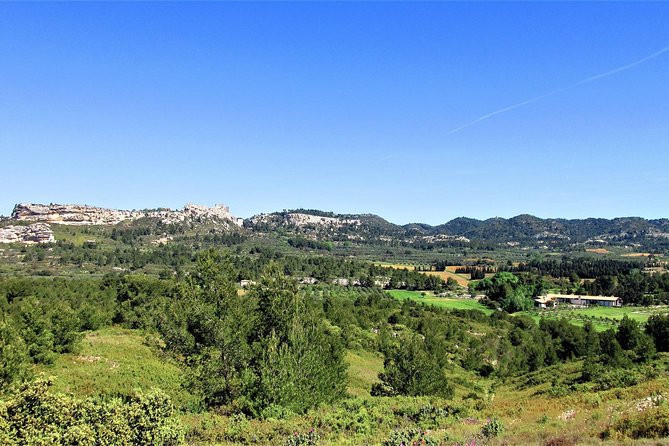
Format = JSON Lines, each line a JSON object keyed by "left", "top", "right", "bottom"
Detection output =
{"left": 3, "top": 203, "right": 669, "bottom": 253}
{"left": 2, "top": 202, "right": 669, "bottom": 445}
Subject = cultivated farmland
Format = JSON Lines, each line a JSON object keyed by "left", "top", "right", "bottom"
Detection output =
{"left": 521, "top": 305, "right": 669, "bottom": 331}
{"left": 388, "top": 289, "right": 493, "bottom": 315}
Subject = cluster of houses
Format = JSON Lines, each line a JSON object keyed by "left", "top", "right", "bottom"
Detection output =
{"left": 534, "top": 293, "right": 622, "bottom": 309}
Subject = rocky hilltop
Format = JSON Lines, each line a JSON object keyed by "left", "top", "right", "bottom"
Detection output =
{"left": 6, "top": 203, "right": 669, "bottom": 250}
{"left": 245, "top": 210, "right": 405, "bottom": 243}
{"left": 12, "top": 203, "right": 243, "bottom": 227}
{"left": 248, "top": 212, "right": 361, "bottom": 229}
{"left": 13, "top": 203, "right": 142, "bottom": 226}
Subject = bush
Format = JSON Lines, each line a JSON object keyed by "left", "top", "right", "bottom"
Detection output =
{"left": 546, "top": 380, "right": 571, "bottom": 398}
{"left": 314, "top": 397, "right": 395, "bottom": 436}
{"left": 284, "top": 429, "right": 320, "bottom": 446}
{"left": 382, "top": 428, "right": 439, "bottom": 446}
{"left": 604, "top": 405, "right": 669, "bottom": 439}
{"left": 543, "top": 434, "right": 578, "bottom": 446}
{"left": 0, "top": 378, "right": 183, "bottom": 445}
{"left": 224, "top": 413, "right": 251, "bottom": 443}
{"left": 0, "top": 319, "right": 30, "bottom": 392}
{"left": 393, "top": 403, "right": 453, "bottom": 429}
{"left": 594, "top": 367, "right": 639, "bottom": 391}
{"left": 481, "top": 417, "right": 504, "bottom": 438}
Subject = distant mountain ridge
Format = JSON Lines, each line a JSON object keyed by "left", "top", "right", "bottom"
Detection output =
{"left": 3, "top": 203, "right": 669, "bottom": 249}
{"left": 429, "top": 214, "right": 669, "bottom": 244}
{"left": 243, "top": 208, "right": 669, "bottom": 249}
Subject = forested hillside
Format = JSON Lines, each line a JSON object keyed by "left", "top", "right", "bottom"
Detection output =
{"left": 244, "top": 209, "right": 669, "bottom": 250}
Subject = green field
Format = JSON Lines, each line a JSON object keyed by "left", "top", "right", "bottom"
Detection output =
{"left": 520, "top": 305, "right": 669, "bottom": 331}
{"left": 389, "top": 290, "right": 669, "bottom": 332}
{"left": 387, "top": 289, "right": 494, "bottom": 315}
{"left": 36, "top": 327, "right": 199, "bottom": 410}
{"left": 49, "top": 224, "right": 116, "bottom": 246}
{"left": 344, "top": 350, "right": 383, "bottom": 398}
{"left": 39, "top": 326, "right": 388, "bottom": 404}
{"left": 570, "top": 305, "right": 663, "bottom": 322}
{"left": 521, "top": 312, "right": 614, "bottom": 331}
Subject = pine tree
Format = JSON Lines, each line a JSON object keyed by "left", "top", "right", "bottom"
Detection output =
{"left": 250, "top": 264, "right": 347, "bottom": 415}
{"left": 0, "top": 316, "right": 30, "bottom": 392}
{"left": 373, "top": 332, "right": 453, "bottom": 398}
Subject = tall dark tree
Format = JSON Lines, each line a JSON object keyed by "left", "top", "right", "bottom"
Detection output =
{"left": 249, "top": 264, "right": 347, "bottom": 415}
{"left": 373, "top": 332, "right": 453, "bottom": 398}
{"left": 646, "top": 314, "right": 669, "bottom": 352}
{"left": 599, "top": 329, "right": 632, "bottom": 368}
{"left": 167, "top": 250, "right": 255, "bottom": 407}
{"left": 0, "top": 316, "right": 30, "bottom": 392}
{"left": 582, "top": 320, "right": 601, "bottom": 357}
{"left": 616, "top": 315, "right": 655, "bottom": 363}
{"left": 251, "top": 262, "right": 300, "bottom": 343}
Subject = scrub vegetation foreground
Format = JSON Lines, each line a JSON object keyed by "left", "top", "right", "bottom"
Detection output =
{"left": 2, "top": 250, "right": 669, "bottom": 445}
{"left": 2, "top": 205, "right": 669, "bottom": 445}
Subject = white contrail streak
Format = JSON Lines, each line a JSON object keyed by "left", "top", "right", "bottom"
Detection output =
{"left": 447, "top": 45, "right": 669, "bottom": 135}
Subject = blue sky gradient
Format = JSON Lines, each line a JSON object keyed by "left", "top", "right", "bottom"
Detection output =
{"left": 1, "top": 2, "right": 668, "bottom": 224}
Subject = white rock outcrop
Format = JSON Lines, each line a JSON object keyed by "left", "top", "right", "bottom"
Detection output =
{"left": 12, "top": 203, "right": 141, "bottom": 225}
{"left": 181, "top": 204, "right": 242, "bottom": 225}
{"left": 249, "top": 212, "right": 360, "bottom": 229}
{"left": 11, "top": 203, "right": 243, "bottom": 227}
{"left": 0, "top": 223, "right": 55, "bottom": 244}
{"left": 286, "top": 213, "right": 360, "bottom": 228}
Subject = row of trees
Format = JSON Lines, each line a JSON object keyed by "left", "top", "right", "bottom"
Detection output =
{"left": 580, "top": 271, "right": 669, "bottom": 305}
{"left": 508, "top": 257, "right": 645, "bottom": 278}
{"left": 22, "top": 239, "right": 450, "bottom": 292}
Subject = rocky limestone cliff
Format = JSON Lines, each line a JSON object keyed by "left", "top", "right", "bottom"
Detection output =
{"left": 0, "top": 223, "right": 55, "bottom": 244}
{"left": 286, "top": 212, "right": 361, "bottom": 228}
{"left": 248, "top": 212, "right": 361, "bottom": 229}
{"left": 12, "top": 204, "right": 142, "bottom": 225}
{"left": 181, "top": 204, "right": 242, "bottom": 225}
{"left": 11, "top": 203, "right": 243, "bottom": 227}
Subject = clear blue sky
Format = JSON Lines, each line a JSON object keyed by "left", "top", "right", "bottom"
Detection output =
{"left": 1, "top": 2, "right": 668, "bottom": 225}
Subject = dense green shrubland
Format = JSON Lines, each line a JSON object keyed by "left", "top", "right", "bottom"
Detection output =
{"left": 2, "top": 250, "right": 669, "bottom": 444}
{"left": 0, "top": 378, "right": 182, "bottom": 445}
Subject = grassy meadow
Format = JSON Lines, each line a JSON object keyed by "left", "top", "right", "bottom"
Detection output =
{"left": 521, "top": 305, "right": 669, "bottom": 332}
{"left": 374, "top": 262, "right": 417, "bottom": 271}
{"left": 344, "top": 350, "right": 383, "bottom": 398}
{"left": 388, "top": 289, "right": 494, "bottom": 315}
{"left": 36, "top": 327, "right": 200, "bottom": 410}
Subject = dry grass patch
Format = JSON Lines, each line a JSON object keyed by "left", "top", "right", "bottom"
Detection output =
{"left": 424, "top": 270, "right": 470, "bottom": 287}
{"left": 376, "top": 262, "right": 416, "bottom": 271}
{"left": 445, "top": 265, "right": 466, "bottom": 273}
{"left": 586, "top": 248, "right": 612, "bottom": 254}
